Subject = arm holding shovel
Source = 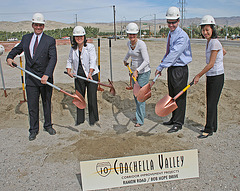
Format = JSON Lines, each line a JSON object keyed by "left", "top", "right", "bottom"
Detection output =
{"left": 154, "top": 59, "right": 165, "bottom": 78}
{"left": 194, "top": 50, "right": 218, "bottom": 85}
{"left": 155, "top": 69, "right": 162, "bottom": 77}
{"left": 7, "top": 58, "right": 17, "bottom": 68}
{"left": 6, "top": 40, "right": 24, "bottom": 68}
{"left": 66, "top": 68, "right": 74, "bottom": 78}
{"left": 87, "top": 68, "right": 94, "bottom": 80}
{"left": 7, "top": 43, "right": 23, "bottom": 68}
{"left": 41, "top": 75, "right": 49, "bottom": 84}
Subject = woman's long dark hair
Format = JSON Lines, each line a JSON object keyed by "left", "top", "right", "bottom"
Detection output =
{"left": 201, "top": 24, "right": 218, "bottom": 39}
{"left": 71, "top": 35, "right": 87, "bottom": 49}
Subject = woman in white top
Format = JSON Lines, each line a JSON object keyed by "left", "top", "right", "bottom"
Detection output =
{"left": 123, "top": 23, "right": 151, "bottom": 127}
{"left": 66, "top": 26, "right": 99, "bottom": 126}
{"left": 194, "top": 15, "right": 226, "bottom": 138}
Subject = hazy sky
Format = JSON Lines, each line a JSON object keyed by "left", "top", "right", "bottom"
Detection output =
{"left": 0, "top": 0, "right": 239, "bottom": 23}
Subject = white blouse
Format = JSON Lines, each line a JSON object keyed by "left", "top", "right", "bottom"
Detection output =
{"left": 66, "top": 43, "right": 99, "bottom": 77}
{"left": 205, "top": 39, "right": 224, "bottom": 76}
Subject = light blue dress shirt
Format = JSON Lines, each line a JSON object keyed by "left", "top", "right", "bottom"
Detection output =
{"left": 157, "top": 26, "right": 192, "bottom": 71}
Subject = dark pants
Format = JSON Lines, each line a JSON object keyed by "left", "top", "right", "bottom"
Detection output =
{"left": 204, "top": 74, "right": 224, "bottom": 133}
{"left": 26, "top": 85, "right": 53, "bottom": 133}
{"left": 167, "top": 65, "right": 188, "bottom": 126}
{"left": 75, "top": 74, "right": 99, "bottom": 125}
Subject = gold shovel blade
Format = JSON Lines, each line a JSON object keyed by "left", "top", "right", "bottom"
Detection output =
{"left": 73, "top": 90, "right": 86, "bottom": 109}
{"left": 138, "top": 91, "right": 151, "bottom": 102}
{"left": 155, "top": 95, "right": 178, "bottom": 117}
{"left": 137, "top": 83, "right": 151, "bottom": 102}
{"left": 133, "top": 82, "right": 141, "bottom": 97}
{"left": 108, "top": 79, "right": 116, "bottom": 96}
{"left": 60, "top": 89, "right": 86, "bottom": 109}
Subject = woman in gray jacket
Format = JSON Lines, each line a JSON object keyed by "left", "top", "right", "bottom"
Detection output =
{"left": 123, "top": 23, "right": 151, "bottom": 127}
{"left": 66, "top": 26, "right": 99, "bottom": 126}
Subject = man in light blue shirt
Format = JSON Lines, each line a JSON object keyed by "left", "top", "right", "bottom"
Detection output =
{"left": 155, "top": 7, "right": 192, "bottom": 133}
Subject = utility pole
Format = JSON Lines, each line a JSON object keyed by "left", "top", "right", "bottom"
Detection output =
{"left": 154, "top": 14, "right": 156, "bottom": 37}
{"left": 124, "top": 17, "right": 126, "bottom": 36}
{"left": 225, "top": 20, "right": 228, "bottom": 40}
{"left": 149, "top": 25, "right": 151, "bottom": 37}
{"left": 178, "top": 0, "right": 186, "bottom": 28}
{"left": 75, "top": 14, "right": 77, "bottom": 26}
{"left": 121, "top": 19, "right": 123, "bottom": 37}
{"left": 113, "top": 5, "right": 116, "bottom": 41}
{"left": 139, "top": 18, "right": 142, "bottom": 39}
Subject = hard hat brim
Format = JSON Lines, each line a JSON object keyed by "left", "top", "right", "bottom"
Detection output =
{"left": 126, "top": 32, "right": 138, "bottom": 34}
{"left": 199, "top": 23, "right": 215, "bottom": 26}
{"left": 166, "top": 16, "right": 180, "bottom": 20}
{"left": 73, "top": 34, "right": 85, "bottom": 36}
{"left": 32, "top": 21, "right": 45, "bottom": 24}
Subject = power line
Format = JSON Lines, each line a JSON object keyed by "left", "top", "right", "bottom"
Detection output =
{"left": 0, "top": 6, "right": 112, "bottom": 15}
{"left": 178, "top": 0, "right": 186, "bottom": 28}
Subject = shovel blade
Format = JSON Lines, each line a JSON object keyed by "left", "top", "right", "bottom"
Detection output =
{"left": 155, "top": 95, "right": 178, "bottom": 117}
{"left": 108, "top": 79, "right": 116, "bottom": 96}
{"left": 110, "top": 87, "right": 116, "bottom": 96}
{"left": 133, "top": 82, "right": 141, "bottom": 97}
{"left": 137, "top": 83, "right": 151, "bottom": 102}
{"left": 138, "top": 91, "right": 151, "bottom": 102}
{"left": 73, "top": 90, "right": 86, "bottom": 109}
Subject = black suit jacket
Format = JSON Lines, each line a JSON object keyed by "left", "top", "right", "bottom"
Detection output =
{"left": 7, "top": 33, "right": 57, "bottom": 86}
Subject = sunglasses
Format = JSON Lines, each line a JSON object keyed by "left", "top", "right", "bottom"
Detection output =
{"left": 167, "top": 20, "right": 178, "bottom": 25}
{"left": 33, "top": 23, "right": 44, "bottom": 27}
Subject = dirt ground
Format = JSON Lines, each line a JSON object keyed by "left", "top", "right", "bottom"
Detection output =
{"left": 0, "top": 38, "right": 239, "bottom": 190}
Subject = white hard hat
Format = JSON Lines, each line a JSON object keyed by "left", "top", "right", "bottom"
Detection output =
{"left": 200, "top": 15, "right": 216, "bottom": 25}
{"left": 73, "top": 26, "right": 86, "bottom": 36}
{"left": 0, "top": 45, "right": 5, "bottom": 56}
{"left": 166, "top": 7, "right": 180, "bottom": 20}
{"left": 32, "top": 13, "right": 45, "bottom": 24}
{"left": 126, "top": 23, "right": 139, "bottom": 34}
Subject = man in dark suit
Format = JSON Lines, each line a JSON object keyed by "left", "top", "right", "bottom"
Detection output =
{"left": 7, "top": 13, "right": 57, "bottom": 141}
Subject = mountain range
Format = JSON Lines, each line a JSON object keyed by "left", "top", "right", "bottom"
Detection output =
{"left": 0, "top": 16, "right": 239, "bottom": 33}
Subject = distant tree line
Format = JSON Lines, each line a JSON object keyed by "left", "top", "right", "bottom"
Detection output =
{"left": 137, "top": 25, "right": 240, "bottom": 39}
{"left": 157, "top": 25, "right": 240, "bottom": 39}
{"left": 0, "top": 26, "right": 100, "bottom": 41}
{"left": 0, "top": 25, "right": 239, "bottom": 41}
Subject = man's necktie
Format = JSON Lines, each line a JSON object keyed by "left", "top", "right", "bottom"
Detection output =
{"left": 33, "top": 35, "right": 38, "bottom": 55}
{"left": 166, "top": 34, "right": 171, "bottom": 55}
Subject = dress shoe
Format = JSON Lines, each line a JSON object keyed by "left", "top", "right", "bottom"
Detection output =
{"left": 44, "top": 127, "right": 56, "bottom": 135}
{"left": 29, "top": 132, "right": 38, "bottom": 141}
{"left": 163, "top": 120, "right": 174, "bottom": 125}
{"left": 75, "top": 122, "right": 83, "bottom": 126}
{"left": 167, "top": 125, "right": 182, "bottom": 133}
{"left": 197, "top": 132, "right": 213, "bottom": 139}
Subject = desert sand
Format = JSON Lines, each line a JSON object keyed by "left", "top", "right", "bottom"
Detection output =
{"left": 0, "top": 38, "right": 239, "bottom": 190}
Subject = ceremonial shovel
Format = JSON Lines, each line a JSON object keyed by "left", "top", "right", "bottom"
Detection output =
{"left": 125, "top": 64, "right": 141, "bottom": 97}
{"left": 64, "top": 71, "right": 116, "bottom": 96}
{"left": 137, "top": 74, "right": 160, "bottom": 102}
{"left": 155, "top": 80, "right": 194, "bottom": 117}
{"left": 12, "top": 63, "right": 86, "bottom": 109}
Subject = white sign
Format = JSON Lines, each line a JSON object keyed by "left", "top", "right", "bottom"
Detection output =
{"left": 80, "top": 149, "right": 199, "bottom": 191}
